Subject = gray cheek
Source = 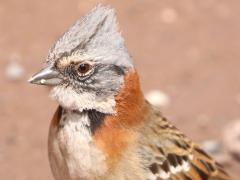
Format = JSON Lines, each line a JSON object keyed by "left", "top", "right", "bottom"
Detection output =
{"left": 66, "top": 64, "right": 126, "bottom": 97}
{"left": 99, "top": 65, "right": 125, "bottom": 88}
{"left": 66, "top": 73, "right": 123, "bottom": 98}
{"left": 90, "top": 72, "right": 124, "bottom": 96}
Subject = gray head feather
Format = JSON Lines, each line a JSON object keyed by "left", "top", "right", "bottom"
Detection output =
{"left": 47, "top": 5, "right": 133, "bottom": 68}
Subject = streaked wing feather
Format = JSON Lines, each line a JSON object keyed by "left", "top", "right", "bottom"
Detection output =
{"left": 140, "top": 108, "right": 231, "bottom": 180}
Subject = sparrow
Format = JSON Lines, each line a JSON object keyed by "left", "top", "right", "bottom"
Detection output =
{"left": 29, "top": 5, "right": 231, "bottom": 180}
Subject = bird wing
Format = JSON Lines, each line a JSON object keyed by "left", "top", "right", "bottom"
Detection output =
{"left": 139, "top": 108, "right": 231, "bottom": 180}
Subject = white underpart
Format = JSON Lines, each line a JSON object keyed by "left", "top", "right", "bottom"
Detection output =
{"left": 56, "top": 110, "right": 107, "bottom": 179}
{"left": 51, "top": 86, "right": 116, "bottom": 114}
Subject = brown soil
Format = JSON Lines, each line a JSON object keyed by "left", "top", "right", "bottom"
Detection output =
{"left": 0, "top": 0, "right": 239, "bottom": 179}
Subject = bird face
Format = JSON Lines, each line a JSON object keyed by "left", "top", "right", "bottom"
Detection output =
{"left": 29, "top": 6, "right": 133, "bottom": 114}
{"left": 53, "top": 55, "right": 125, "bottom": 96}
{"left": 29, "top": 54, "right": 126, "bottom": 113}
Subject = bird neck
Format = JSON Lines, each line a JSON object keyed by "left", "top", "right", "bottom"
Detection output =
{"left": 113, "top": 70, "right": 146, "bottom": 127}
{"left": 92, "top": 70, "right": 148, "bottom": 169}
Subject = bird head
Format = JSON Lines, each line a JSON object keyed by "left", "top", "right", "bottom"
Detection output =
{"left": 29, "top": 5, "right": 137, "bottom": 114}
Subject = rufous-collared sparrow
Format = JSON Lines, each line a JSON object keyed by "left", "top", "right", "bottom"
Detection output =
{"left": 29, "top": 5, "right": 231, "bottom": 180}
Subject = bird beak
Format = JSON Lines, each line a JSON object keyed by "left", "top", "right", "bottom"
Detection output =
{"left": 28, "top": 65, "right": 62, "bottom": 86}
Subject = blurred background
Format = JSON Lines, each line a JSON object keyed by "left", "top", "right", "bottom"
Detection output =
{"left": 0, "top": 0, "right": 240, "bottom": 179}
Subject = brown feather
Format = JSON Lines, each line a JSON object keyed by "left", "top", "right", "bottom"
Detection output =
{"left": 93, "top": 70, "right": 146, "bottom": 169}
{"left": 140, "top": 105, "right": 231, "bottom": 180}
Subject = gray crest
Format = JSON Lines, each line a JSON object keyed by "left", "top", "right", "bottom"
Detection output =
{"left": 47, "top": 5, "right": 133, "bottom": 68}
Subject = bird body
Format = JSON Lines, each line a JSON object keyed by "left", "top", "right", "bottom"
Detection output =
{"left": 29, "top": 5, "right": 231, "bottom": 180}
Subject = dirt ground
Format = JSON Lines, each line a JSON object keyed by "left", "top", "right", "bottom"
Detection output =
{"left": 0, "top": 0, "right": 239, "bottom": 179}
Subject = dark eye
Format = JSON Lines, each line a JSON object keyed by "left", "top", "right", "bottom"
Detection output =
{"left": 77, "top": 63, "right": 92, "bottom": 76}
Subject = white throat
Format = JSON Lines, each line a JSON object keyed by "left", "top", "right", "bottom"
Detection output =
{"left": 50, "top": 86, "right": 116, "bottom": 114}
{"left": 55, "top": 109, "right": 107, "bottom": 179}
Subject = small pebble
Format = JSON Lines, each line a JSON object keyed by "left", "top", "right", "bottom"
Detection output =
{"left": 223, "top": 120, "right": 240, "bottom": 161}
{"left": 201, "top": 140, "right": 231, "bottom": 165}
{"left": 146, "top": 90, "right": 170, "bottom": 107}
{"left": 201, "top": 140, "right": 222, "bottom": 155}
{"left": 5, "top": 54, "right": 25, "bottom": 81}
{"left": 160, "top": 8, "right": 178, "bottom": 24}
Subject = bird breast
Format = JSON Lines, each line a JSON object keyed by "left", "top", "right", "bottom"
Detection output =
{"left": 48, "top": 109, "right": 107, "bottom": 180}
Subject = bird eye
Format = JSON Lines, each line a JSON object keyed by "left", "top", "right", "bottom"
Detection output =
{"left": 77, "top": 63, "right": 92, "bottom": 76}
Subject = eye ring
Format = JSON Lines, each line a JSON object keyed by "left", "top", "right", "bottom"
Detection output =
{"left": 76, "top": 62, "right": 93, "bottom": 77}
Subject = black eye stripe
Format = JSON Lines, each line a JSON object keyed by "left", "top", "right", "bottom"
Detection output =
{"left": 93, "top": 64, "right": 125, "bottom": 75}
{"left": 111, "top": 65, "right": 125, "bottom": 75}
{"left": 63, "top": 63, "right": 126, "bottom": 86}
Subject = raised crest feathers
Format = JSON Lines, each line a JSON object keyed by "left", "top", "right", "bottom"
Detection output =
{"left": 48, "top": 5, "right": 133, "bottom": 68}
